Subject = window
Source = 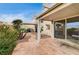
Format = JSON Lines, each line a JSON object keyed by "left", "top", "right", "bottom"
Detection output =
{"left": 67, "top": 16, "right": 79, "bottom": 44}
{"left": 46, "top": 24, "right": 50, "bottom": 30}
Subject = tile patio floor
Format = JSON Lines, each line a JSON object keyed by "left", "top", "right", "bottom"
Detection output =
{"left": 12, "top": 33, "right": 79, "bottom": 55}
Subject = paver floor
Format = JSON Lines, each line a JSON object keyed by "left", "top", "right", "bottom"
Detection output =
{"left": 12, "top": 33, "right": 79, "bottom": 55}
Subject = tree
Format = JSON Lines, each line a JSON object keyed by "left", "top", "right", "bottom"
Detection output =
{"left": 12, "top": 19, "right": 27, "bottom": 40}
{"left": 67, "top": 28, "right": 77, "bottom": 36}
{"left": 12, "top": 19, "right": 22, "bottom": 30}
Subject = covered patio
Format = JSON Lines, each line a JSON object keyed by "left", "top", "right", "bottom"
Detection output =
{"left": 36, "top": 3, "right": 79, "bottom": 49}
{"left": 12, "top": 3, "right": 79, "bottom": 55}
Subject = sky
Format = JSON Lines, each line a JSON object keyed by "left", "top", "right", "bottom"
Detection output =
{"left": 0, "top": 3, "right": 43, "bottom": 23}
{"left": 67, "top": 22, "right": 79, "bottom": 28}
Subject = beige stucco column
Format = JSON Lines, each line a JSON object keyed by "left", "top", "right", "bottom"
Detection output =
{"left": 65, "top": 19, "right": 67, "bottom": 39}
{"left": 51, "top": 21, "right": 54, "bottom": 38}
{"left": 37, "top": 19, "right": 41, "bottom": 44}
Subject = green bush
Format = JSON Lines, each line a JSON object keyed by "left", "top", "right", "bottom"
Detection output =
{"left": 0, "top": 25, "right": 19, "bottom": 55}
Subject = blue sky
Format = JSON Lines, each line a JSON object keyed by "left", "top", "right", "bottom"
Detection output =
{"left": 0, "top": 3, "right": 43, "bottom": 23}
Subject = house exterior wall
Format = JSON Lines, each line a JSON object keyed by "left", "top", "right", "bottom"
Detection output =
{"left": 21, "top": 24, "right": 35, "bottom": 31}
{"left": 36, "top": 3, "right": 55, "bottom": 36}
{"left": 41, "top": 21, "right": 52, "bottom": 36}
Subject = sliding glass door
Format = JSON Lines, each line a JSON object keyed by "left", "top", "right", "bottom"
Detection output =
{"left": 54, "top": 20, "right": 65, "bottom": 39}
{"left": 67, "top": 16, "right": 79, "bottom": 44}
{"left": 54, "top": 16, "right": 79, "bottom": 44}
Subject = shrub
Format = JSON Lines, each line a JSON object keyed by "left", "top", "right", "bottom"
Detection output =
{"left": 18, "top": 28, "right": 27, "bottom": 39}
{"left": 0, "top": 25, "right": 19, "bottom": 55}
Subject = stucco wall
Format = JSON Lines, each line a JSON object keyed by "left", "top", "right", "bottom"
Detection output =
{"left": 41, "top": 21, "right": 52, "bottom": 36}
{"left": 21, "top": 25, "right": 35, "bottom": 31}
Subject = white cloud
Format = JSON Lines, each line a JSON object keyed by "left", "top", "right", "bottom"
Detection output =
{"left": 0, "top": 14, "right": 33, "bottom": 23}
{"left": 43, "top": 3, "right": 56, "bottom": 8}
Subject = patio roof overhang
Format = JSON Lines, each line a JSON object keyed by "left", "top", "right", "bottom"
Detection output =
{"left": 36, "top": 3, "right": 79, "bottom": 21}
